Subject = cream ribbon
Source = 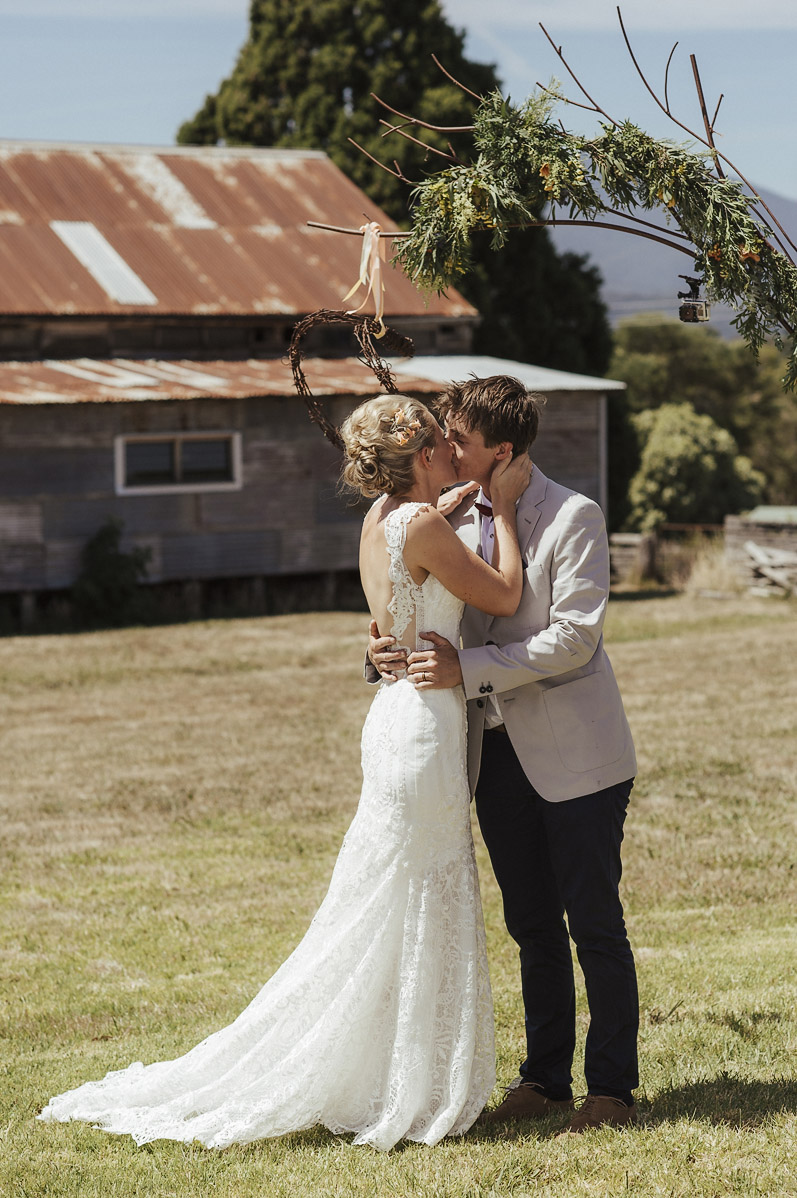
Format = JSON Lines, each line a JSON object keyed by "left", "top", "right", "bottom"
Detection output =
{"left": 342, "top": 221, "right": 386, "bottom": 337}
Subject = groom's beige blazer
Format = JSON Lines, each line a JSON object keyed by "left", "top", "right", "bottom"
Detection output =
{"left": 452, "top": 467, "right": 636, "bottom": 803}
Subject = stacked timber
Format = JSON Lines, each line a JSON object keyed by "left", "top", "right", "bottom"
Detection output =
{"left": 743, "top": 541, "right": 797, "bottom": 596}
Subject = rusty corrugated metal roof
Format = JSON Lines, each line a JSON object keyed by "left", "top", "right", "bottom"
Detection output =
{"left": 0, "top": 357, "right": 443, "bottom": 404}
{"left": 0, "top": 142, "right": 476, "bottom": 320}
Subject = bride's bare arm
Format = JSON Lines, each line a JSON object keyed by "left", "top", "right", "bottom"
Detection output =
{"left": 406, "top": 455, "right": 531, "bottom": 617}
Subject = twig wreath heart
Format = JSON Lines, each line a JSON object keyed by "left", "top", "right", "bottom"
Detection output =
{"left": 289, "top": 309, "right": 414, "bottom": 451}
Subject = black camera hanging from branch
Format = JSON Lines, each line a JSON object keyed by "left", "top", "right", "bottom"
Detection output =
{"left": 678, "top": 276, "right": 710, "bottom": 324}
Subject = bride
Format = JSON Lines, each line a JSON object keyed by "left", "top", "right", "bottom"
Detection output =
{"left": 38, "top": 394, "right": 530, "bottom": 1152}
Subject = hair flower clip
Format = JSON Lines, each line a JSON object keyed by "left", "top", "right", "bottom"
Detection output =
{"left": 391, "top": 406, "right": 421, "bottom": 446}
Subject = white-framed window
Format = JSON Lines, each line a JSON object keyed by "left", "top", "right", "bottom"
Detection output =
{"left": 114, "top": 432, "right": 242, "bottom": 495}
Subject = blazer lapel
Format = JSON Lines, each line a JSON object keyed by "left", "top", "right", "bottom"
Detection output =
{"left": 517, "top": 465, "right": 547, "bottom": 558}
{"left": 451, "top": 470, "right": 546, "bottom": 561}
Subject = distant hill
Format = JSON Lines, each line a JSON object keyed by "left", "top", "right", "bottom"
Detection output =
{"left": 547, "top": 185, "right": 797, "bottom": 339}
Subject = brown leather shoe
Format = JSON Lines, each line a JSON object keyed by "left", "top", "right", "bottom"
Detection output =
{"left": 479, "top": 1080, "right": 574, "bottom": 1124}
{"left": 558, "top": 1094, "right": 639, "bottom": 1134}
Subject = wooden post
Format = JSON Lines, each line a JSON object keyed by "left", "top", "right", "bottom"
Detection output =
{"left": 249, "top": 576, "right": 266, "bottom": 613}
{"left": 19, "top": 591, "right": 37, "bottom": 630}
{"left": 321, "top": 571, "right": 338, "bottom": 609}
{"left": 637, "top": 533, "right": 658, "bottom": 581}
{"left": 183, "top": 579, "right": 203, "bottom": 620}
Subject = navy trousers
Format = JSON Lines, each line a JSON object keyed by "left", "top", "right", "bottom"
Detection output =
{"left": 474, "top": 728, "right": 639, "bottom": 1105}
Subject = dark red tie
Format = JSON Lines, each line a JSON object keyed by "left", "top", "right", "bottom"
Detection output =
{"left": 474, "top": 502, "right": 493, "bottom": 518}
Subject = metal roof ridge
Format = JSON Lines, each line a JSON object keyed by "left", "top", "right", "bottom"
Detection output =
{"left": 0, "top": 139, "right": 329, "bottom": 159}
{"left": 0, "top": 355, "right": 446, "bottom": 404}
{"left": 389, "top": 354, "right": 626, "bottom": 391}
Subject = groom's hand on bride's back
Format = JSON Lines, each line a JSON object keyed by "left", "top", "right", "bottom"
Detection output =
{"left": 368, "top": 618, "right": 409, "bottom": 682}
{"left": 408, "top": 632, "right": 463, "bottom": 689}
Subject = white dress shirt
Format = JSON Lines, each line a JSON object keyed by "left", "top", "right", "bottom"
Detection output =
{"left": 476, "top": 490, "right": 504, "bottom": 730}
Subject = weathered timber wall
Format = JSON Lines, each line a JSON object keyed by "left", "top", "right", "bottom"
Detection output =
{"left": 0, "top": 394, "right": 363, "bottom": 592}
{"left": 531, "top": 391, "right": 603, "bottom": 507}
{"left": 0, "top": 388, "right": 605, "bottom": 594}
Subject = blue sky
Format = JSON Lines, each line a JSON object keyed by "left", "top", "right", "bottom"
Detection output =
{"left": 1, "top": 0, "right": 795, "bottom": 201}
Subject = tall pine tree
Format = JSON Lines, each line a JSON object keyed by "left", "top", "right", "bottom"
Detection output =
{"left": 178, "top": 0, "right": 611, "bottom": 375}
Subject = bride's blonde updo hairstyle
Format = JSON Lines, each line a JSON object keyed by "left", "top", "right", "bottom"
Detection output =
{"left": 340, "top": 394, "right": 437, "bottom": 498}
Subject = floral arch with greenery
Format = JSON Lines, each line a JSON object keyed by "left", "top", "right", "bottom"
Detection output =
{"left": 349, "top": 11, "right": 797, "bottom": 390}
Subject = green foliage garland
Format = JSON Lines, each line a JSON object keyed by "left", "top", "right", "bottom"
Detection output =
{"left": 396, "top": 89, "right": 797, "bottom": 389}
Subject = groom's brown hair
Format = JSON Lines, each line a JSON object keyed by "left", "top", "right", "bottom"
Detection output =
{"left": 435, "top": 375, "right": 543, "bottom": 456}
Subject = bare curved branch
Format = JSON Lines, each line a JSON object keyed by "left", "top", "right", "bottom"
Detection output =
{"left": 431, "top": 53, "right": 483, "bottom": 101}
{"left": 370, "top": 92, "right": 474, "bottom": 133}
{"left": 664, "top": 41, "right": 678, "bottom": 113}
{"left": 615, "top": 7, "right": 797, "bottom": 260}
{"left": 307, "top": 221, "right": 409, "bottom": 237}
{"left": 598, "top": 209, "right": 691, "bottom": 240}
{"left": 538, "top": 22, "right": 620, "bottom": 126}
{"left": 711, "top": 93, "right": 724, "bottom": 130}
{"left": 538, "top": 217, "right": 694, "bottom": 255}
{"left": 379, "top": 120, "right": 461, "bottom": 163}
{"left": 617, "top": 7, "right": 675, "bottom": 118}
{"left": 535, "top": 80, "right": 599, "bottom": 115}
{"left": 539, "top": 12, "right": 796, "bottom": 261}
{"left": 347, "top": 138, "right": 416, "bottom": 184}
{"left": 308, "top": 216, "right": 693, "bottom": 257}
{"left": 691, "top": 54, "right": 724, "bottom": 179}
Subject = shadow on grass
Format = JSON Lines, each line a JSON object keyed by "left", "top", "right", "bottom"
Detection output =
{"left": 650, "top": 1071, "right": 797, "bottom": 1127}
{"left": 171, "top": 1117, "right": 561, "bottom": 1157}
{"left": 260, "top": 1119, "right": 561, "bottom": 1151}
{"left": 119, "top": 1074, "right": 797, "bottom": 1157}
{"left": 610, "top": 587, "right": 678, "bottom": 602}
{"left": 462, "top": 1119, "right": 561, "bottom": 1144}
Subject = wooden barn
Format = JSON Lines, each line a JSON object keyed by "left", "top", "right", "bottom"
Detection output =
{"left": 0, "top": 140, "right": 622, "bottom": 621}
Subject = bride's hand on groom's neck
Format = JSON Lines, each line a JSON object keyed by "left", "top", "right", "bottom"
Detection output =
{"left": 436, "top": 481, "right": 479, "bottom": 519}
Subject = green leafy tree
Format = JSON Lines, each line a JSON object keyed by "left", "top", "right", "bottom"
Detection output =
{"left": 465, "top": 238, "right": 612, "bottom": 373}
{"left": 627, "top": 403, "right": 765, "bottom": 531}
{"left": 608, "top": 316, "right": 797, "bottom": 523}
{"left": 179, "top": 0, "right": 495, "bottom": 222}
{"left": 611, "top": 316, "right": 761, "bottom": 424}
{"left": 741, "top": 347, "right": 797, "bottom": 504}
{"left": 605, "top": 389, "right": 641, "bottom": 533}
{"left": 178, "top": 0, "right": 611, "bottom": 375}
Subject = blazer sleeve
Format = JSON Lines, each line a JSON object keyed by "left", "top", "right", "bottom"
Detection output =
{"left": 364, "top": 651, "right": 381, "bottom": 685}
{"left": 458, "top": 497, "right": 610, "bottom": 699}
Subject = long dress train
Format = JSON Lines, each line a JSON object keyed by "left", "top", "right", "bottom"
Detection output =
{"left": 38, "top": 502, "right": 495, "bottom": 1151}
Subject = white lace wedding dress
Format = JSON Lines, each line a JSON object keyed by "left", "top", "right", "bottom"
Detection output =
{"left": 38, "top": 503, "right": 495, "bottom": 1151}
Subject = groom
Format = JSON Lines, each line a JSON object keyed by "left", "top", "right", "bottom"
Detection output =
{"left": 368, "top": 374, "right": 639, "bottom": 1133}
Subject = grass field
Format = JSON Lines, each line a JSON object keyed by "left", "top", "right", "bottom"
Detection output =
{"left": 2, "top": 592, "right": 796, "bottom": 1197}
